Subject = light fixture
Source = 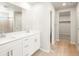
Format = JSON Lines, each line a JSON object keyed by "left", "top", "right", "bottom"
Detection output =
{"left": 62, "top": 3, "right": 66, "bottom": 6}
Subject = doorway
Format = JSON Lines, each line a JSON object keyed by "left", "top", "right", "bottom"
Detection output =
{"left": 59, "top": 11, "right": 71, "bottom": 42}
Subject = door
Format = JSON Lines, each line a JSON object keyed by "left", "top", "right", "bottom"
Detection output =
{"left": 0, "top": 40, "right": 23, "bottom": 56}
{"left": 12, "top": 39, "right": 23, "bottom": 56}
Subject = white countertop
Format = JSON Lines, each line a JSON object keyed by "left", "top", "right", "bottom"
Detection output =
{"left": 0, "top": 31, "right": 39, "bottom": 45}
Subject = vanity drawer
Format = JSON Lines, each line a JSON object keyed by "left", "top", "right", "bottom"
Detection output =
{"left": 23, "top": 33, "right": 40, "bottom": 56}
{"left": 23, "top": 41, "right": 34, "bottom": 56}
{"left": 23, "top": 36, "right": 35, "bottom": 56}
{"left": 23, "top": 36, "right": 34, "bottom": 45}
{"left": 23, "top": 45, "right": 30, "bottom": 56}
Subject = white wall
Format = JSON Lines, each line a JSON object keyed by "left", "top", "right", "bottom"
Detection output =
{"left": 38, "top": 3, "right": 50, "bottom": 51}
{"left": 55, "top": 8, "right": 77, "bottom": 44}
{"left": 38, "top": 3, "right": 54, "bottom": 51}
{"left": 71, "top": 8, "right": 77, "bottom": 44}
{"left": 11, "top": 2, "right": 55, "bottom": 51}
{"left": 22, "top": 9, "right": 33, "bottom": 32}
{"left": 76, "top": 3, "right": 79, "bottom": 48}
{"left": 77, "top": 3, "right": 79, "bottom": 29}
{"left": 22, "top": 3, "right": 55, "bottom": 51}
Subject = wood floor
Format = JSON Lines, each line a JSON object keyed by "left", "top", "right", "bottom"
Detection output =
{"left": 33, "top": 38, "right": 79, "bottom": 56}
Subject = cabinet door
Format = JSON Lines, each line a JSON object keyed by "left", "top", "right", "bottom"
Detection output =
{"left": 28, "top": 37, "right": 35, "bottom": 55}
{"left": 0, "top": 46, "right": 20, "bottom": 56}
{"left": 34, "top": 34, "right": 40, "bottom": 51}
{"left": 23, "top": 37, "right": 34, "bottom": 56}
{"left": 0, "top": 39, "right": 23, "bottom": 56}
{"left": 23, "top": 34, "right": 40, "bottom": 56}
{"left": 0, "top": 43, "right": 12, "bottom": 56}
{"left": 23, "top": 37, "right": 30, "bottom": 56}
{"left": 29, "top": 34, "right": 40, "bottom": 55}
{"left": 11, "top": 40, "right": 23, "bottom": 56}
{"left": 0, "top": 49, "right": 10, "bottom": 56}
{"left": 23, "top": 45, "right": 30, "bottom": 56}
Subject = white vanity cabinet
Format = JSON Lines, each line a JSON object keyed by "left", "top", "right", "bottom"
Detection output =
{"left": 0, "top": 48, "right": 10, "bottom": 56}
{"left": 23, "top": 33, "right": 40, "bottom": 56}
{"left": 0, "top": 39, "right": 23, "bottom": 56}
{"left": 0, "top": 32, "right": 40, "bottom": 56}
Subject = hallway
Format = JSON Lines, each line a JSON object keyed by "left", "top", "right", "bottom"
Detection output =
{"left": 33, "top": 39, "right": 79, "bottom": 56}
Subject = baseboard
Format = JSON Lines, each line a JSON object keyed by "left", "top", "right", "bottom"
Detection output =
{"left": 70, "top": 41, "right": 75, "bottom": 44}
{"left": 40, "top": 48, "right": 50, "bottom": 53}
{"left": 32, "top": 49, "right": 40, "bottom": 56}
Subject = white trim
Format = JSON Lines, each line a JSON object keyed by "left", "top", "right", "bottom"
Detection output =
{"left": 77, "top": 47, "right": 79, "bottom": 51}
{"left": 70, "top": 40, "right": 75, "bottom": 44}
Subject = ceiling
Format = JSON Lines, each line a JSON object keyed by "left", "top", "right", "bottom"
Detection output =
{"left": 0, "top": 2, "right": 77, "bottom": 11}
{"left": 0, "top": 2, "right": 22, "bottom": 12}
{"left": 28, "top": 2, "right": 77, "bottom": 10}
{"left": 52, "top": 2, "right": 77, "bottom": 10}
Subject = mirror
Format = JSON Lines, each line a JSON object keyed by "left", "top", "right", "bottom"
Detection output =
{"left": 0, "top": 2, "right": 22, "bottom": 33}
{"left": 0, "top": 12, "right": 10, "bottom": 33}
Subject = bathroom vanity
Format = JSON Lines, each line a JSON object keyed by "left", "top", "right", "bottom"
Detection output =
{"left": 0, "top": 31, "right": 40, "bottom": 56}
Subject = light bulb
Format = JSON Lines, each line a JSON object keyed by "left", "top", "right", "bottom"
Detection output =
{"left": 62, "top": 3, "right": 66, "bottom": 6}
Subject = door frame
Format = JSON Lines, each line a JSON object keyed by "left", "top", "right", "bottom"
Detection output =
{"left": 55, "top": 10, "right": 72, "bottom": 43}
{"left": 59, "top": 11, "right": 71, "bottom": 41}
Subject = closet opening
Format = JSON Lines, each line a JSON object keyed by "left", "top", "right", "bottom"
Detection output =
{"left": 59, "top": 11, "right": 71, "bottom": 42}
